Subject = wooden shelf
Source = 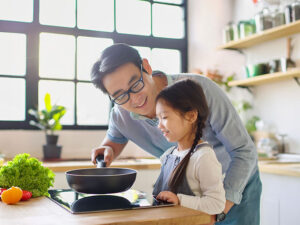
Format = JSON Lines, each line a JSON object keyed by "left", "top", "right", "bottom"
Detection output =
{"left": 219, "top": 20, "right": 300, "bottom": 49}
{"left": 228, "top": 69, "right": 300, "bottom": 87}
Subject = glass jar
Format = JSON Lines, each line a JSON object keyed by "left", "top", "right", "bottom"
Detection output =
{"left": 292, "top": 1, "right": 300, "bottom": 21}
{"left": 285, "top": 4, "right": 293, "bottom": 23}
{"left": 239, "top": 20, "right": 256, "bottom": 39}
{"left": 272, "top": 8, "right": 286, "bottom": 27}
{"left": 255, "top": 8, "right": 273, "bottom": 32}
{"left": 222, "top": 23, "right": 234, "bottom": 44}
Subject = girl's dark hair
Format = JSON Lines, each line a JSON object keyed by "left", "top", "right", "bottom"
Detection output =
{"left": 91, "top": 43, "right": 143, "bottom": 94}
{"left": 156, "top": 79, "right": 209, "bottom": 193}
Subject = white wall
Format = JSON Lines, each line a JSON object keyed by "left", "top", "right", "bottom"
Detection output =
{"left": 0, "top": 130, "right": 152, "bottom": 160}
{"left": 188, "top": 0, "right": 300, "bottom": 153}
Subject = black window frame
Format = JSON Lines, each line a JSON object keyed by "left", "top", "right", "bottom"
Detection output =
{"left": 0, "top": 0, "right": 188, "bottom": 130}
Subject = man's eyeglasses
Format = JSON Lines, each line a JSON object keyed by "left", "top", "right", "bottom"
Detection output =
{"left": 109, "top": 64, "right": 145, "bottom": 105}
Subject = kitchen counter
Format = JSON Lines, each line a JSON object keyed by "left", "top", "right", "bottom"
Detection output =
{"left": 42, "top": 158, "right": 300, "bottom": 177}
{"left": 0, "top": 196, "right": 213, "bottom": 225}
{"left": 42, "top": 158, "right": 161, "bottom": 172}
{"left": 258, "top": 160, "right": 300, "bottom": 177}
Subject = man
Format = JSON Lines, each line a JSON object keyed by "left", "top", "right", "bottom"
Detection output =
{"left": 90, "top": 43, "right": 262, "bottom": 225}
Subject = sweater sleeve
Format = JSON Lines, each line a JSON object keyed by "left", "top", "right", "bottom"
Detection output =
{"left": 177, "top": 150, "right": 226, "bottom": 215}
{"left": 199, "top": 76, "right": 257, "bottom": 204}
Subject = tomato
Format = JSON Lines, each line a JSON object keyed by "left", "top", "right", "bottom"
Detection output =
{"left": 21, "top": 190, "right": 32, "bottom": 201}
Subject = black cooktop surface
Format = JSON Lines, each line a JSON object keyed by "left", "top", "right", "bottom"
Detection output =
{"left": 48, "top": 189, "right": 173, "bottom": 214}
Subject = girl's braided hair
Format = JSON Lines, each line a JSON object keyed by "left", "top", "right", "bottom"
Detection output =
{"left": 155, "top": 79, "right": 209, "bottom": 193}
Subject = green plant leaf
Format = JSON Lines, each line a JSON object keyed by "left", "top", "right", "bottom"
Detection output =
{"left": 28, "top": 93, "right": 66, "bottom": 134}
{"left": 28, "top": 108, "right": 39, "bottom": 119}
{"left": 44, "top": 93, "right": 52, "bottom": 112}
{"left": 52, "top": 122, "right": 62, "bottom": 131}
{"left": 29, "top": 120, "right": 46, "bottom": 130}
{"left": 242, "top": 102, "right": 252, "bottom": 111}
{"left": 246, "top": 116, "right": 260, "bottom": 134}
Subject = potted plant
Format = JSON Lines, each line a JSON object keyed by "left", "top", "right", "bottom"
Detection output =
{"left": 28, "top": 93, "right": 66, "bottom": 160}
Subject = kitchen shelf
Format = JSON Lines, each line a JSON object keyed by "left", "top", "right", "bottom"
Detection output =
{"left": 228, "top": 69, "right": 300, "bottom": 87}
{"left": 219, "top": 20, "right": 300, "bottom": 49}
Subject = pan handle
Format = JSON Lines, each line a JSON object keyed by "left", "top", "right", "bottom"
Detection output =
{"left": 96, "top": 154, "right": 106, "bottom": 168}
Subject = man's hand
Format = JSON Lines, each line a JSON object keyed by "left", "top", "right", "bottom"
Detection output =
{"left": 212, "top": 200, "right": 234, "bottom": 224}
{"left": 224, "top": 200, "right": 234, "bottom": 214}
{"left": 156, "top": 191, "right": 179, "bottom": 205}
{"left": 91, "top": 146, "right": 114, "bottom": 166}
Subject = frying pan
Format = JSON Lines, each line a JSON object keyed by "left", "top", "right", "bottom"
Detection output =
{"left": 65, "top": 155, "right": 137, "bottom": 194}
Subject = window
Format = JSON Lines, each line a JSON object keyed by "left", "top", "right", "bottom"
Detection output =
{"left": 0, "top": 0, "right": 187, "bottom": 130}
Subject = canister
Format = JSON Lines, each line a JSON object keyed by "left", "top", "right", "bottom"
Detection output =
{"left": 292, "top": 1, "right": 300, "bottom": 21}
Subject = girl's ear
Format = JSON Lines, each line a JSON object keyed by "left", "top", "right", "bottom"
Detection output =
{"left": 142, "top": 58, "right": 152, "bottom": 75}
{"left": 185, "top": 110, "right": 198, "bottom": 124}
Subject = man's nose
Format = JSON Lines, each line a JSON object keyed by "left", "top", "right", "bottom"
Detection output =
{"left": 130, "top": 92, "right": 142, "bottom": 103}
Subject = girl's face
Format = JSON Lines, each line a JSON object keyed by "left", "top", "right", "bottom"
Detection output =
{"left": 156, "top": 99, "right": 196, "bottom": 149}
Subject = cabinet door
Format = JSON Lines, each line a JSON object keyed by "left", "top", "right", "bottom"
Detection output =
{"left": 279, "top": 176, "right": 300, "bottom": 225}
{"left": 261, "top": 197, "right": 280, "bottom": 225}
{"left": 260, "top": 173, "right": 281, "bottom": 225}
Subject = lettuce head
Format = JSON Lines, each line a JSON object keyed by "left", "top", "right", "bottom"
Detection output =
{"left": 0, "top": 153, "right": 55, "bottom": 197}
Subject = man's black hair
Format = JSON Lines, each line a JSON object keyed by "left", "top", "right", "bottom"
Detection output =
{"left": 91, "top": 43, "right": 143, "bottom": 94}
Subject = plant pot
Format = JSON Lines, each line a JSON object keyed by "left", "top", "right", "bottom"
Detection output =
{"left": 43, "top": 145, "right": 62, "bottom": 160}
{"left": 46, "top": 134, "right": 59, "bottom": 145}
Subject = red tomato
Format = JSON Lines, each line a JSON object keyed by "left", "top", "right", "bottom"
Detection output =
{"left": 21, "top": 190, "right": 32, "bottom": 201}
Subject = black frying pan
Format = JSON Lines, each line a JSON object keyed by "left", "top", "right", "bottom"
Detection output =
{"left": 65, "top": 155, "right": 137, "bottom": 194}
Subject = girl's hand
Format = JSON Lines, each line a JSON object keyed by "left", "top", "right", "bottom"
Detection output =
{"left": 156, "top": 191, "right": 179, "bottom": 205}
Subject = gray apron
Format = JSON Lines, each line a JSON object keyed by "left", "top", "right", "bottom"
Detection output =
{"left": 153, "top": 143, "right": 211, "bottom": 197}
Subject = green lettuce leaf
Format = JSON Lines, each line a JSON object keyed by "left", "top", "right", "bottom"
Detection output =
{"left": 0, "top": 153, "right": 55, "bottom": 197}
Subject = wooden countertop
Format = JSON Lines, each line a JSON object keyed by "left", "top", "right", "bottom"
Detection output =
{"left": 0, "top": 197, "right": 213, "bottom": 225}
{"left": 258, "top": 161, "right": 300, "bottom": 177}
{"left": 42, "top": 158, "right": 161, "bottom": 172}
{"left": 42, "top": 158, "right": 300, "bottom": 177}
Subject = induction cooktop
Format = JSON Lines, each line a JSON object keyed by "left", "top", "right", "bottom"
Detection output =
{"left": 47, "top": 189, "right": 173, "bottom": 214}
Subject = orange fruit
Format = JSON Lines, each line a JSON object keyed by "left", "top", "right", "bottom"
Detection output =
{"left": 1, "top": 186, "right": 23, "bottom": 204}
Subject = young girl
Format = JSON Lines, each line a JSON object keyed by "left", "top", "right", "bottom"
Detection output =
{"left": 153, "top": 79, "right": 226, "bottom": 216}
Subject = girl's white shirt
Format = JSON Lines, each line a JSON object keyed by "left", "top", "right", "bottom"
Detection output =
{"left": 160, "top": 143, "right": 226, "bottom": 215}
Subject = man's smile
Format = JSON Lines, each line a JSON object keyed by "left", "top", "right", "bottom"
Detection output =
{"left": 134, "top": 97, "right": 148, "bottom": 108}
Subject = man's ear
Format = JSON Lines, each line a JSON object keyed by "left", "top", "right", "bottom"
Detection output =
{"left": 142, "top": 58, "right": 152, "bottom": 75}
{"left": 185, "top": 110, "right": 198, "bottom": 124}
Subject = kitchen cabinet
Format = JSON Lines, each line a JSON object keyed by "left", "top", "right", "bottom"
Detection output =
{"left": 260, "top": 172, "right": 300, "bottom": 225}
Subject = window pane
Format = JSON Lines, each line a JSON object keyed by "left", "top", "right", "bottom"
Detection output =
{"left": 77, "top": 36, "right": 113, "bottom": 81}
{"left": 0, "top": 32, "right": 26, "bottom": 76}
{"left": 0, "top": 78, "right": 25, "bottom": 121}
{"left": 39, "top": 33, "right": 75, "bottom": 79}
{"left": 39, "top": 80, "right": 74, "bottom": 125}
{"left": 0, "top": 0, "right": 33, "bottom": 22}
{"left": 77, "top": 0, "right": 114, "bottom": 32}
{"left": 153, "top": 4, "right": 184, "bottom": 39}
{"left": 116, "top": 0, "right": 151, "bottom": 36}
{"left": 39, "top": 0, "right": 75, "bottom": 28}
{"left": 154, "top": 0, "right": 183, "bottom": 4}
{"left": 77, "top": 82, "right": 110, "bottom": 125}
{"left": 133, "top": 46, "right": 152, "bottom": 65}
{"left": 151, "top": 48, "right": 181, "bottom": 74}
